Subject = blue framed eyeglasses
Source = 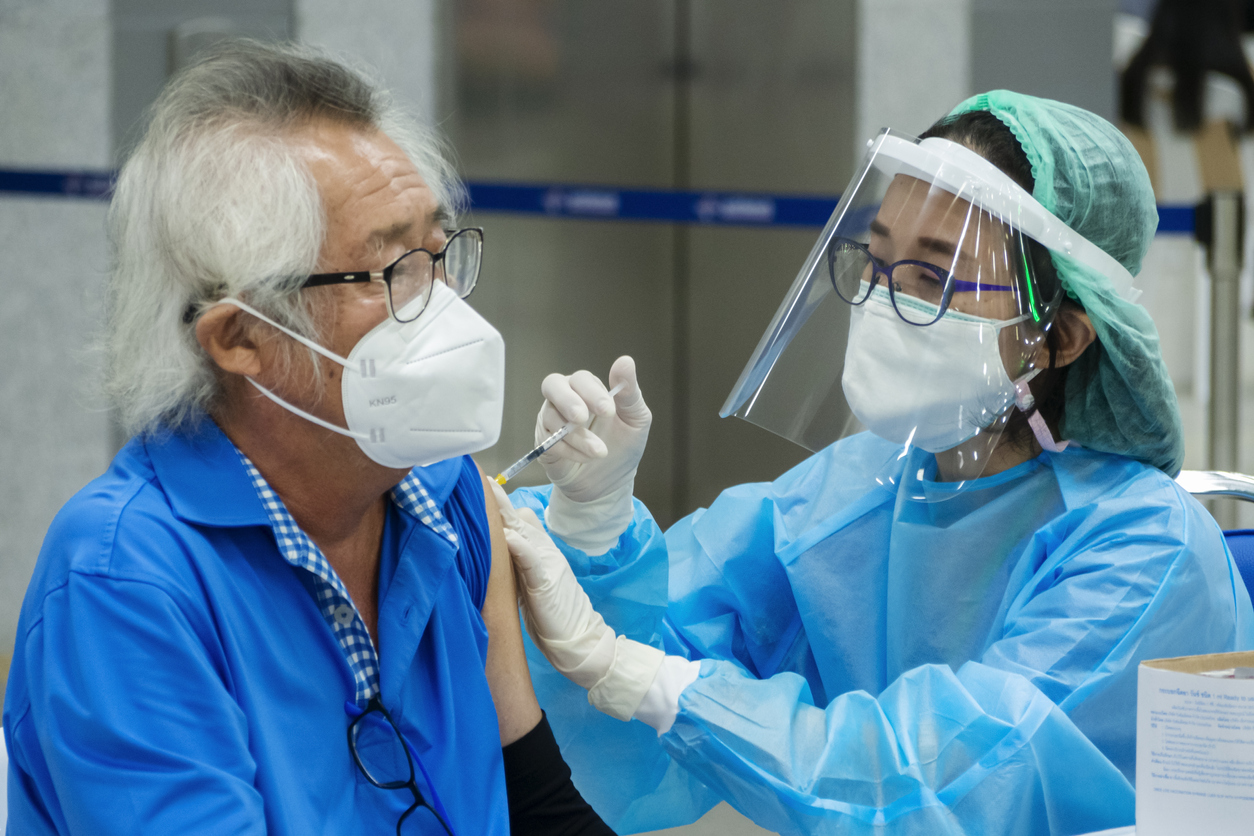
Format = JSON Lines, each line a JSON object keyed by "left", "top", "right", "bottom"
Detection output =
{"left": 827, "top": 236, "right": 1015, "bottom": 326}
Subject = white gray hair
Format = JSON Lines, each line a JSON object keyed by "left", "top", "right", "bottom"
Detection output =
{"left": 105, "top": 39, "right": 466, "bottom": 437}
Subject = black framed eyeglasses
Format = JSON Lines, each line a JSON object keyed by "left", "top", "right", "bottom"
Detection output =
{"left": 347, "top": 695, "right": 456, "bottom": 836}
{"left": 305, "top": 227, "right": 484, "bottom": 324}
{"left": 827, "top": 236, "right": 1015, "bottom": 326}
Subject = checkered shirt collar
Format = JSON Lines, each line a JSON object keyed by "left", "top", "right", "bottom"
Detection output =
{"left": 391, "top": 470, "right": 459, "bottom": 548}
{"left": 234, "top": 451, "right": 458, "bottom": 704}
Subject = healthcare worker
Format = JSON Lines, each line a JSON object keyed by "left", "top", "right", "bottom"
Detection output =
{"left": 497, "top": 90, "right": 1254, "bottom": 836}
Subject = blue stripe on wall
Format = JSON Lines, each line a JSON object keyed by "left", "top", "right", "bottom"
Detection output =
{"left": 470, "top": 182, "right": 840, "bottom": 227}
{"left": 0, "top": 167, "right": 1199, "bottom": 234}
{"left": 0, "top": 168, "right": 114, "bottom": 199}
{"left": 1155, "top": 204, "right": 1196, "bottom": 234}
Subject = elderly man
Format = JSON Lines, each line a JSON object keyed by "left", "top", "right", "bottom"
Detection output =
{"left": 3, "top": 41, "right": 611, "bottom": 835}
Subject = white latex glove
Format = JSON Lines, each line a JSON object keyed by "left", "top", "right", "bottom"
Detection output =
{"left": 536, "top": 355, "right": 651, "bottom": 555}
{"left": 492, "top": 481, "right": 665, "bottom": 722}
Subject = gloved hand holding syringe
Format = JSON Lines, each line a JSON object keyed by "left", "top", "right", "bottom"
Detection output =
{"left": 495, "top": 356, "right": 651, "bottom": 556}
{"left": 495, "top": 382, "right": 626, "bottom": 486}
{"left": 490, "top": 355, "right": 681, "bottom": 729}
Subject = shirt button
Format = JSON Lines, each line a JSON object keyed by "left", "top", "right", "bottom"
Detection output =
{"left": 333, "top": 604, "right": 354, "bottom": 626}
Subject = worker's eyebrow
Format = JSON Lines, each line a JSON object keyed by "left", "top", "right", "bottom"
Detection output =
{"left": 917, "top": 235, "right": 968, "bottom": 264}
{"left": 871, "top": 219, "right": 971, "bottom": 269}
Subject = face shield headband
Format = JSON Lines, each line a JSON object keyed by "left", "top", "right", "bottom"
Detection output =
{"left": 720, "top": 129, "right": 1142, "bottom": 498}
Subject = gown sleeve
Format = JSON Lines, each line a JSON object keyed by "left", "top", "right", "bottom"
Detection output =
{"left": 509, "top": 485, "right": 724, "bottom": 833}
{"left": 665, "top": 659, "right": 1132, "bottom": 836}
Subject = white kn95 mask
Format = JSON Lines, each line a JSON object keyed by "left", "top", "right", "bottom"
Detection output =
{"left": 217, "top": 282, "right": 505, "bottom": 469}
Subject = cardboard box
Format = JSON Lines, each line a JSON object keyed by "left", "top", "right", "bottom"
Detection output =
{"left": 1136, "top": 651, "right": 1254, "bottom": 835}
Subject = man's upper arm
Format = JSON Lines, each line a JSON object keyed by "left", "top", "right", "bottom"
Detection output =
{"left": 11, "top": 571, "right": 265, "bottom": 835}
{"left": 478, "top": 468, "right": 543, "bottom": 745}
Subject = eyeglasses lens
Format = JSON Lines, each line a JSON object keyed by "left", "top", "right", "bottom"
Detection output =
{"left": 387, "top": 250, "right": 435, "bottom": 323}
{"left": 350, "top": 711, "right": 414, "bottom": 788}
{"left": 829, "top": 238, "right": 954, "bottom": 325}
{"left": 887, "top": 264, "right": 949, "bottom": 325}
{"left": 442, "top": 230, "right": 482, "bottom": 297}
{"left": 829, "top": 240, "right": 875, "bottom": 304}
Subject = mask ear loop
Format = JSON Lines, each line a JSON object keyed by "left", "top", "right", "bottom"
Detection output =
{"left": 245, "top": 377, "right": 372, "bottom": 442}
{"left": 213, "top": 297, "right": 373, "bottom": 444}
{"left": 1012, "top": 368, "right": 1070, "bottom": 454}
{"left": 1009, "top": 230, "right": 1070, "bottom": 453}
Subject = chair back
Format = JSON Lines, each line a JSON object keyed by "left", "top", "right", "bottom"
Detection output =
{"left": 1224, "top": 529, "right": 1254, "bottom": 602}
{"left": 1176, "top": 471, "right": 1254, "bottom": 599}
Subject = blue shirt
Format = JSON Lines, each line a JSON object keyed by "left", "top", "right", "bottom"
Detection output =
{"left": 3, "top": 421, "right": 508, "bottom": 836}
{"left": 235, "top": 450, "right": 459, "bottom": 706}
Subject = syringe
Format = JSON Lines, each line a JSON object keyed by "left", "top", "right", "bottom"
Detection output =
{"left": 495, "top": 382, "right": 625, "bottom": 486}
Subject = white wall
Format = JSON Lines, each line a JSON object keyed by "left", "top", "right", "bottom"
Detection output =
{"left": 856, "top": 0, "right": 972, "bottom": 159}
{"left": 971, "top": 0, "right": 1117, "bottom": 120}
{"left": 296, "top": 0, "right": 438, "bottom": 124}
{"left": 0, "top": 0, "right": 113, "bottom": 697}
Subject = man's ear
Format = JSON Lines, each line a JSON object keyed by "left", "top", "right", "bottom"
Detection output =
{"left": 1039, "top": 308, "right": 1097, "bottom": 369}
{"left": 195, "top": 305, "right": 263, "bottom": 377}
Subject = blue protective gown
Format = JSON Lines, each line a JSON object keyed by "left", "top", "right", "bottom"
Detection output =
{"left": 512, "top": 433, "right": 1254, "bottom": 836}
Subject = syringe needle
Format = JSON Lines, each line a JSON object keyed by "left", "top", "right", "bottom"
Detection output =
{"left": 495, "top": 382, "right": 626, "bottom": 486}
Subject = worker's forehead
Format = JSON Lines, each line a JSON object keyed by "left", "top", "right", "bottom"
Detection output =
{"left": 876, "top": 174, "right": 1014, "bottom": 254}
{"left": 879, "top": 175, "right": 976, "bottom": 230}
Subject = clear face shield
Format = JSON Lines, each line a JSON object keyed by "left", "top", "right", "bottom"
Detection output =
{"left": 722, "top": 129, "right": 1130, "bottom": 499}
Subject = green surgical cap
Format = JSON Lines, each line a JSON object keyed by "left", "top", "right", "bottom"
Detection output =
{"left": 949, "top": 90, "right": 1185, "bottom": 475}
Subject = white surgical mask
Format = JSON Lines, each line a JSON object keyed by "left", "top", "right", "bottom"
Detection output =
{"left": 217, "top": 282, "right": 505, "bottom": 468}
{"left": 841, "top": 287, "right": 1032, "bottom": 453}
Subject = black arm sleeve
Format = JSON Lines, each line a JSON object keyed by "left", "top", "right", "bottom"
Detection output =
{"left": 503, "top": 712, "right": 616, "bottom": 836}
